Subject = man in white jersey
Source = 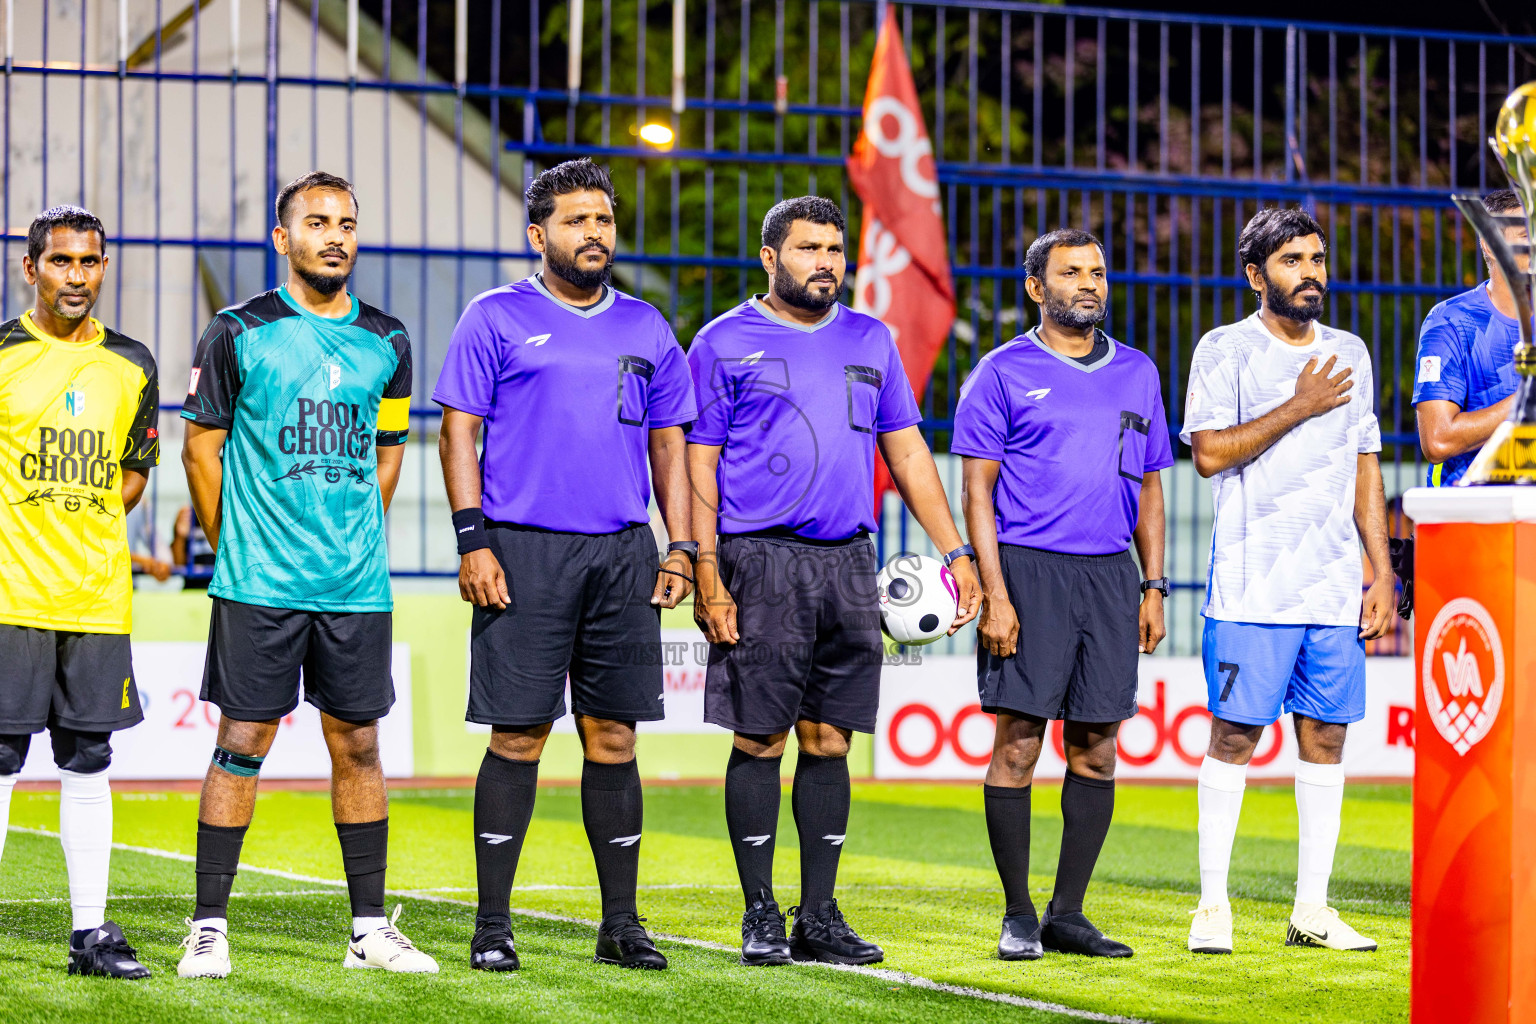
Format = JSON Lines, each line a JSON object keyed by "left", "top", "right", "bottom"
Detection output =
{"left": 1180, "top": 208, "right": 1394, "bottom": 956}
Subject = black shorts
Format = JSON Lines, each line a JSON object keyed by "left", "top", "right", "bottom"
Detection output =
{"left": 468, "top": 523, "right": 664, "bottom": 727}
{"left": 201, "top": 598, "right": 394, "bottom": 723}
{"left": 0, "top": 624, "right": 142, "bottom": 734}
{"left": 704, "top": 533, "right": 884, "bottom": 735}
{"left": 978, "top": 545, "right": 1140, "bottom": 723}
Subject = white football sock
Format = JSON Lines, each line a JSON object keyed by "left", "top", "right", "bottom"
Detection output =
{"left": 0, "top": 773, "right": 16, "bottom": 864}
{"left": 192, "top": 917, "right": 228, "bottom": 935}
{"left": 58, "top": 768, "right": 113, "bottom": 933}
{"left": 353, "top": 916, "right": 388, "bottom": 937}
{"left": 1197, "top": 755, "right": 1248, "bottom": 906}
{"left": 1295, "top": 759, "right": 1346, "bottom": 907}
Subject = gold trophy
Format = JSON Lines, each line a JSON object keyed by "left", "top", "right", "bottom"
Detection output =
{"left": 1456, "top": 82, "right": 1536, "bottom": 484}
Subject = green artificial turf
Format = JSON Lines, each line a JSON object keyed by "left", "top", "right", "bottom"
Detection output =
{"left": 0, "top": 782, "right": 1409, "bottom": 1024}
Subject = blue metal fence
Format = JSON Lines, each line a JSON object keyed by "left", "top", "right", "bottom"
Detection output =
{"left": 3, "top": 0, "right": 1532, "bottom": 654}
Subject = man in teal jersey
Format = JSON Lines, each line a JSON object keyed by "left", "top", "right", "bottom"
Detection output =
{"left": 175, "top": 172, "right": 437, "bottom": 978}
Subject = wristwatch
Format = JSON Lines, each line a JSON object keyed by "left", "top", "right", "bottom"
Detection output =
{"left": 666, "top": 541, "right": 700, "bottom": 563}
{"left": 1140, "top": 577, "right": 1170, "bottom": 596}
{"left": 942, "top": 544, "right": 975, "bottom": 567}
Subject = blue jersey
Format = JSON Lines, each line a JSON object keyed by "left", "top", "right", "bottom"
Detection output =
{"left": 182, "top": 286, "right": 412, "bottom": 611}
{"left": 1412, "top": 285, "right": 1523, "bottom": 486}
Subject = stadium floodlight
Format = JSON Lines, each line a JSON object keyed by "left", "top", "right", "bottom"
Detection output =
{"left": 1455, "top": 81, "right": 1536, "bottom": 485}
{"left": 638, "top": 122, "right": 675, "bottom": 148}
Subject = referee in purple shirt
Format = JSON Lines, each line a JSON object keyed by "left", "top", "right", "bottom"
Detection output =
{"left": 687, "top": 196, "right": 980, "bottom": 967}
{"left": 434, "top": 160, "right": 697, "bottom": 972}
{"left": 954, "top": 229, "right": 1172, "bottom": 962}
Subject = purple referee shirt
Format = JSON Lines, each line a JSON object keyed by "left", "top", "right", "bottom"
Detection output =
{"left": 687, "top": 297, "right": 922, "bottom": 540}
{"left": 951, "top": 330, "right": 1173, "bottom": 555}
{"left": 432, "top": 275, "right": 696, "bottom": 534}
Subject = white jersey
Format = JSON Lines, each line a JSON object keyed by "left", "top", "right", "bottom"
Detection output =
{"left": 1181, "top": 313, "right": 1381, "bottom": 626}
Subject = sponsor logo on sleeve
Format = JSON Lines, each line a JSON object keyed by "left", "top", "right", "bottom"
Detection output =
{"left": 1418, "top": 355, "right": 1441, "bottom": 384}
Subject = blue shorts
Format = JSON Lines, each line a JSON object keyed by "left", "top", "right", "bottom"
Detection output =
{"left": 1201, "top": 619, "right": 1365, "bottom": 727}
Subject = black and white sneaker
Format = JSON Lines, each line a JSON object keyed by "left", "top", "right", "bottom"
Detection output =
{"left": 470, "top": 918, "right": 520, "bottom": 971}
{"left": 740, "top": 891, "right": 791, "bottom": 966}
{"left": 594, "top": 913, "right": 668, "bottom": 970}
{"left": 68, "top": 921, "right": 151, "bottom": 979}
{"left": 789, "top": 899, "right": 884, "bottom": 965}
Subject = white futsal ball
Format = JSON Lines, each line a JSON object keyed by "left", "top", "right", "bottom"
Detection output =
{"left": 877, "top": 554, "right": 959, "bottom": 646}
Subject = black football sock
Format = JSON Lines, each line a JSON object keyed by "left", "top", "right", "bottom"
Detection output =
{"left": 474, "top": 750, "right": 540, "bottom": 926}
{"left": 1051, "top": 771, "right": 1116, "bottom": 916}
{"left": 791, "top": 752, "right": 850, "bottom": 909}
{"left": 335, "top": 818, "right": 389, "bottom": 927}
{"left": 581, "top": 758, "right": 643, "bottom": 921}
{"left": 725, "top": 746, "right": 782, "bottom": 905}
{"left": 193, "top": 821, "right": 248, "bottom": 922}
{"left": 984, "top": 784, "right": 1035, "bottom": 919}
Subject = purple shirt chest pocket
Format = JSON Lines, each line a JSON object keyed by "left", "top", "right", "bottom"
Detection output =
{"left": 1117, "top": 409, "right": 1150, "bottom": 482}
{"left": 617, "top": 354, "right": 655, "bottom": 426}
{"left": 844, "top": 364, "right": 883, "bottom": 434}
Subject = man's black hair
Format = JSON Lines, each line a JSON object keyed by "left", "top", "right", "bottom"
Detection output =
{"left": 1023, "top": 229, "right": 1104, "bottom": 283}
{"left": 1483, "top": 188, "right": 1523, "bottom": 215}
{"left": 275, "top": 171, "right": 358, "bottom": 227}
{"left": 1237, "top": 207, "right": 1328, "bottom": 273}
{"left": 524, "top": 159, "right": 617, "bottom": 227}
{"left": 27, "top": 205, "right": 106, "bottom": 264}
{"left": 761, "top": 196, "right": 846, "bottom": 252}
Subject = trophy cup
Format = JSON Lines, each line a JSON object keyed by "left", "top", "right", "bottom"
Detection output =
{"left": 1455, "top": 81, "right": 1536, "bottom": 485}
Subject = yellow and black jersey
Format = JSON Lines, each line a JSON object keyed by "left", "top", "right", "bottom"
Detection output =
{"left": 0, "top": 311, "right": 160, "bottom": 633}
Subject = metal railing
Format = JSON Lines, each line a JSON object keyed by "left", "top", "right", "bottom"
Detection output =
{"left": 4, "top": 0, "right": 1532, "bottom": 655}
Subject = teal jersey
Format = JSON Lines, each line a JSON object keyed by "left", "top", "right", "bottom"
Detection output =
{"left": 181, "top": 286, "right": 412, "bottom": 612}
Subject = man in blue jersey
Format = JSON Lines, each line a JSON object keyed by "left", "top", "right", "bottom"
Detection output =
{"left": 1414, "top": 189, "right": 1530, "bottom": 485}
{"left": 688, "top": 196, "right": 980, "bottom": 967}
{"left": 177, "top": 172, "right": 436, "bottom": 978}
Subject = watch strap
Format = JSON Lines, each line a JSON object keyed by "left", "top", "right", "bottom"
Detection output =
{"left": 943, "top": 544, "right": 975, "bottom": 567}
{"left": 666, "top": 541, "right": 700, "bottom": 563}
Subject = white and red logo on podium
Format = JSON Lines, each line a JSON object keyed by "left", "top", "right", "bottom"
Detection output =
{"left": 1421, "top": 597, "right": 1505, "bottom": 756}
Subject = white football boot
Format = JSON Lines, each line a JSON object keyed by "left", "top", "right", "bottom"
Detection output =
{"left": 177, "top": 919, "right": 233, "bottom": 978}
{"left": 1188, "top": 902, "right": 1233, "bottom": 954}
{"left": 1286, "top": 903, "right": 1378, "bottom": 951}
{"left": 343, "top": 904, "right": 440, "bottom": 973}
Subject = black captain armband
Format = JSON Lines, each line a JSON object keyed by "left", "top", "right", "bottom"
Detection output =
{"left": 453, "top": 507, "right": 491, "bottom": 556}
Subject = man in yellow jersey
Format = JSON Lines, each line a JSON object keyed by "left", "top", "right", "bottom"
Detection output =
{"left": 0, "top": 206, "right": 160, "bottom": 979}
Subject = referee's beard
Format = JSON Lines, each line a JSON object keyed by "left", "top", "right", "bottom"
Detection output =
{"left": 1042, "top": 285, "right": 1106, "bottom": 330}
{"left": 773, "top": 265, "right": 843, "bottom": 312}
{"left": 545, "top": 240, "right": 613, "bottom": 291}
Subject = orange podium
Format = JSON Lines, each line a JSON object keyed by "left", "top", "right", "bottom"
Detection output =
{"left": 1404, "top": 487, "right": 1536, "bottom": 1023}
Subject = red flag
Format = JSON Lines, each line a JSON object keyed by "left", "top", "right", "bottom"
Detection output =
{"left": 848, "top": 7, "right": 954, "bottom": 510}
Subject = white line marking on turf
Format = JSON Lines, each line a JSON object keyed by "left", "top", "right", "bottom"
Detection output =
{"left": 7, "top": 825, "right": 1149, "bottom": 1024}
{"left": 0, "top": 890, "right": 338, "bottom": 905}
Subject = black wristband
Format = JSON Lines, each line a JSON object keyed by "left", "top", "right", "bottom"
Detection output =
{"left": 667, "top": 540, "right": 700, "bottom": 564}
{"left": 452, "top": 507, "right": 491, "bottom": 556}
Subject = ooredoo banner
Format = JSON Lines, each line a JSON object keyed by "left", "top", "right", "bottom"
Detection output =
{"left": 18, "top": 642, "right": 415, "bottom": 780}
{"left": 874, "top": 655, "right": 1415, "bottom": 781}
